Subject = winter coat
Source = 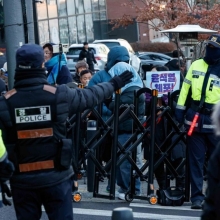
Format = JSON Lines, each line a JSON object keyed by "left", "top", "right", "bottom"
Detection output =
{"left": 78, "top": 48, "right": 97, "bottom": 65}
{"left": 0, "top": 68, "right": 114, "bottom": 189}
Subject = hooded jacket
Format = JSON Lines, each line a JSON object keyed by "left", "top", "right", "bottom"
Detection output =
{"left": 108, "top": 62, "right": 145, "bottom": 132}
{"left": 88, "top": 46, "right": 130, "bottom": 121}
{"left": 89, "top": 46, "right": 130, "bottom": 86}
{"left": 88, "top": 47, "right": 144, "bottom": 132}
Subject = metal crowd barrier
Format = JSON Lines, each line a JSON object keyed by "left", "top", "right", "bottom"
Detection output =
{"left": 67, "top": 86, "right": 190, "bottom": 204}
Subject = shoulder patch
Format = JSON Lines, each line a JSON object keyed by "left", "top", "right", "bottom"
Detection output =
{"left": 43, "top": 85, "right": 57, "bottom": 94}
{"left": 4, "top": 89, "right": 17, "bottom": 99}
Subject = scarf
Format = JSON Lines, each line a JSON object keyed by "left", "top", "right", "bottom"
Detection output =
{"left": 45, "top": 53, "right": 67, "bottom": 84}
{"left": 14, "top": 68, "right": 48, "bottom": 88}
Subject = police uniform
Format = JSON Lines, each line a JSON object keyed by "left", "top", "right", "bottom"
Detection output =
{"left": 0, "top": 129, "right": 14, "bottom": 208}
{"left": 0, "top": 129, "right": 7, "bottom": 208}
{"left": 175, "top": 34, "right": 220, "bottom": 208}
{"left": 0, "top": 44, "right": 118, "bottom": 220}
{"left": 0, "top": 130, "right": 7, "bottom": 163}
{"left": 0, "top": 43, "right": 132, "bottom": 219}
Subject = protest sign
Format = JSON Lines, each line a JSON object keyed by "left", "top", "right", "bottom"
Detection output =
{"left": 145, "top": 71, "right": 180, "bottom": 97}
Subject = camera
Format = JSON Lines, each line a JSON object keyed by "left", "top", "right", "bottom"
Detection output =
{"left": 52, "top": 44, "right": 69, "bottom": 53}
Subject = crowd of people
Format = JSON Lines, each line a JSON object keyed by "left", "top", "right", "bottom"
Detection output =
{"left": 1, "top": 35, "right": 220, "bottom": 219}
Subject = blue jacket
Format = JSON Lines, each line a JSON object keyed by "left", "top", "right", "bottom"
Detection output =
{"left": 88, "top": 46, "right": 130, "bottom": 121}
{"left": 89, "top": 46, "right": 144, "bottom": 129}
{"left": 89, "top": 46, "right": 130, "bottom": 86}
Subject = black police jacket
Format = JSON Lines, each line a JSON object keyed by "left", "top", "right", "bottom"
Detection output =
{"left": 0, "top": 68, "right": 114, "bottom": 189}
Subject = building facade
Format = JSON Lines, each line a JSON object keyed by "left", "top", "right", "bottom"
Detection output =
{"left": 36, "top": 0, "right": 107, "bottom": 45}
{"left": 36, "top": 0, "right": 148, "bottom": 45}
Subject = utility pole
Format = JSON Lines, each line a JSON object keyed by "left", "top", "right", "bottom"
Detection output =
{"left": 32, "top": 1, "right": 39, "bottom": 44}
{"left": 3, "top": 0, "right": 25, "bottom": 89}
{"left": 25, "top": 0, "right": 35, "bottom": 43}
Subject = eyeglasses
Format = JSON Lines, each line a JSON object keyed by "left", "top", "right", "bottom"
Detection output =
{"left": 44, "top": 52, "right": 51, "bottom": 55}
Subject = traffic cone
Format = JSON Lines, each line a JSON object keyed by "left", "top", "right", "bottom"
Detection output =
{"left": 112, "top": 207, "right": 134, "bottom": 220}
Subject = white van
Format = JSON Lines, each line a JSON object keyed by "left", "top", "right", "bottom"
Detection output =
{"left": 93, "top": 39, "right": 141, "bottom": 73}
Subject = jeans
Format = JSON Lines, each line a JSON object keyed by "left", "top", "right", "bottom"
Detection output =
{"left": 116, "top": 133, "right": 141, "bottom": 194}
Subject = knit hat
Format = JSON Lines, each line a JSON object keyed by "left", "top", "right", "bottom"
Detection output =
{"left": 16, "top": 44, "right": 44, "bottom": 69}
{"left": 75, "top": 60, "right": 89, "bottom": 70}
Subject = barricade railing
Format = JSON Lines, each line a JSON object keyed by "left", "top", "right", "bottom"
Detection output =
{"left": 126, "top": 89, "right": 188, "bottom": 203}
{"left": 66, "top": 86, "right": 189, "bottom": 203}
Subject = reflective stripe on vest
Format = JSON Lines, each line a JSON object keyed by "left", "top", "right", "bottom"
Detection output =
{"left": 0, "top": 130, "right": 7, "bottom": 162}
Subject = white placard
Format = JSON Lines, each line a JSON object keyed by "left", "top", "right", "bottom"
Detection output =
{"left": 145, "top": 71, "right": 180, "bottom": 97}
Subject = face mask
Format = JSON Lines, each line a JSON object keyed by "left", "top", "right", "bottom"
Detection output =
{"left": 204, "top": 45, "right": 220, "bottom": 65}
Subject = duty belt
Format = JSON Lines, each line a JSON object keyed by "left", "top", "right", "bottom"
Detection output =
{"left": 191, "top": 102, "right": 213, "bottom": 115}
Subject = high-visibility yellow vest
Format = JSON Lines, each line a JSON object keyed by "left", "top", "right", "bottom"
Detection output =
{"left": 177, "top": 59, "right": 220, "bottom": 110}
{"left": 0, "top": 130, "right": 6, "bottom": 162}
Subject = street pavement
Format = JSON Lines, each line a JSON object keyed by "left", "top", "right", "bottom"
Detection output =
{"left": 0, "top": 176, "right": 205, "bottom": 220}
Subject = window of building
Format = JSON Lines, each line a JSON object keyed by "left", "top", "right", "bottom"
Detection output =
{"left": 49, "top": 19, "right": 59, "bottom": 43}
{"left": 100, "top": 11, "right": 106, "bottom": 20}
{"left": 76, "top": 15, "right": 86, "bottom": 43}
{"left": 99, "top": 0, "right": 106, "bottom": 11}
{"left": 59, "top": 18, "right": 69, "bottom": 44}
{"left": 66, "top": 0, "right": 75, "bottom": 16}
{"left": 78, "top": 0, "right": 84, "bottom": 14}
{"left": 93, "top": 12, "right": 100, "bottom": 21}
{"left": 38, "top": 20, "right": 50, "bottom": 45}
{"left": 47, "top": 0, "right": 58, "bottom": 18}
{"left": 68, "top": 16, "right": 78, "bottom": 44}
{"left": 37, "top": 0, "right": 107, "bottom": 45}
{"left": 85, "top": 13, "right": 94, "bottom": 42}
{"left": 75, "top": 0, "right": 79, "bottom": 14}
{"left": 37, "top": 1, "right": 48, "bottom": 20}
{"left": 91, "top": 0, "right": 99, "bottom": 12}
{"left": 84, "top": 0, "right": 92, "bottom": 13}
{"left": 57, "top": 0, "right": 67, "bottom": 17}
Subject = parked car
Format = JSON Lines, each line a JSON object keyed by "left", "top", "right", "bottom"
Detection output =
{"left": 66, "top": 43, "right": 109, "bottom": 75}
{"left": 93, "top": 39, "right": 141, "bottom": 73}
{"left": 137, "top": 52, "right": 172, "bottom": 79}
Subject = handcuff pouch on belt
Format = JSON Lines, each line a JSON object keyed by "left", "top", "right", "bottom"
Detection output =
{"left": 58, "top": 139, "right": 72, "bottom": 170}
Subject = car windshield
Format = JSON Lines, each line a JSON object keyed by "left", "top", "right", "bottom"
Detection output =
{"left": 67, "top": 47, "right": 96, "bottom": 55}
{"left": 99, "top": 42, "right": 120, "bottom": 49}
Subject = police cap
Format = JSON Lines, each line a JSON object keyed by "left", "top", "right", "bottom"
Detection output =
{"left": 16, "top": 44, "right": 44, "bottom": 69}
{"left": 207, "top": 34, "right": 220, "bottom": 49}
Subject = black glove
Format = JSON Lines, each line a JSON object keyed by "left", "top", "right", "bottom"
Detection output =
{"left": 1, "top": 181, "right": 12, "bottom": 206}
{"left": 109, "top": 70, "right": 133, "bottom": 91}
{"left": 0, "top": 157, "right": 14, "bottom": 182}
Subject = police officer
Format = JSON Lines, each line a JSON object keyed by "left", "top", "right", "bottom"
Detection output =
{"left": 175, "top": 34, "right": 220, "bottom": 209}
{"left": 0, "top": 44, "right": 132, "bottom": 220}
{"left": 0, "top": 129, "right": 14, "bottom": 208}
